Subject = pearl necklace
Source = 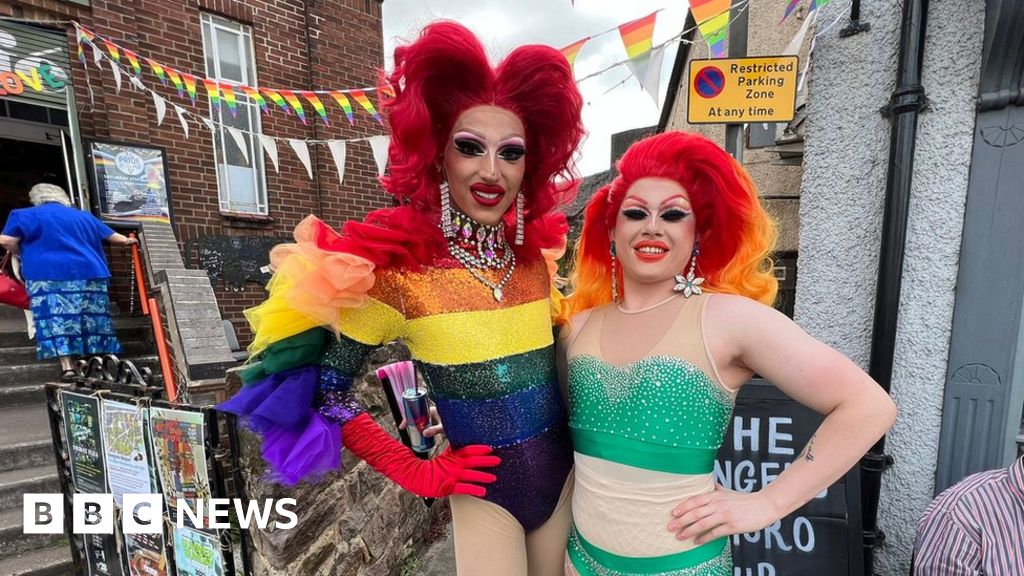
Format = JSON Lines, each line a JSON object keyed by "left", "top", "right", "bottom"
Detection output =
{"left": 616, "top": 293, "right": 683, "bottom": 315}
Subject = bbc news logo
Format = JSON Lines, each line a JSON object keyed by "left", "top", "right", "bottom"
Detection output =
{"left": 23, "top": 494, "right": 298, "bottom": 534}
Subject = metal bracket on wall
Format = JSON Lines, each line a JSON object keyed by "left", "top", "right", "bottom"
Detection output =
{"left": 880, "top": 85, "right": 929, "bottom": 118}
{"left": 839, "top": 0, "right": 872, "bottom": 37}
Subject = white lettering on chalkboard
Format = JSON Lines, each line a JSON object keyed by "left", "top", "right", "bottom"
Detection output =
{"left": 734, "top": 563, "right": 776, "bottom": 576}
{"left": 734, "top": 417, "right": 760, "bottom": 451}
{"left": 731, "top": 517, "right": 816, "bottom": 553}
{"left": 767, "top": 418, "right": 794, "bottom": 455}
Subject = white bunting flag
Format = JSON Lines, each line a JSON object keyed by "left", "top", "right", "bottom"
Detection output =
{"left": 625, "top": 44, "right": 667, "bottom": 107}
{"left": 92, "top": 43, "right": 103, "bottom": 68}
{"left": 289, "top": 139, "right": 314, "bottom": 180}
{"left": 174, "top": 105, "right": 189, "bottom": 139}
{"left": 259, "top": 135, "right": 280, "bottom": 173}
{"left": 367, "top": 135, "right": 390, "bottom": 177}
{"left": 226, "top": 127, "right": 249, "bottom": 165}
{"left": 201, "top": 117, "right": 216, "bottom": 133}
{"left": 153, "top": 92, "right": 167, "bottom": 126}
{"left": 109, "top": 60, "right": 122, "bottom": 93}
{"left": 327, "top": 141, "right": 347, "bottom": 185}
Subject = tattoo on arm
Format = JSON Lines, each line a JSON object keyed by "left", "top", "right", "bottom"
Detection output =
{"left": 803, "top": 434, "right": 817, "bottom": 463}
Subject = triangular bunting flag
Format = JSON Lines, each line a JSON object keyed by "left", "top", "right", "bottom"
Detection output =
{"left": 102, "top": 39, "right": 121, "bottom": 63}
{"left": 182, "top": 74, "right": 198, "bottom": 104}
{"left": 811, "top": 0, "right": 830, "bottom": 12}
{"left": 350, "top": 90, "right": 382, "bottom": 124}
{"left": 240, "top": 85, "right": 268, "bottom": 114}
{"left": 288, "top": 139, "right": 313, "bottom": 180}
{"left": 174, "top": 105, "right": 189, "bottom": 139}
{"left": 626, "top": 44, "right": 667, "bottom": 107}
{"left": 129, "top": 75, "right": 145, "bottom": 91}
{"left": 166, "top": 68, "right": 184, "bottom": 98}
{"left": 92, "top": 41, "right": 104, "bottom": 68}
{"left": 261, "top": 88, "right": 291, "bottom": 115}
{"left": 201, "top": 116, "right": 216, "bottom": 133}
{"left": 367, "top": 135, "right": 390, "bottom": 177}
{"left": 301, "top": 91, "right": 330, "bottom": 125}
{"left": 146, "top": 58, "right": 167, "bottom": 85}
{"left": 327, "top": 140, "right": 347, "bottom": 185}
{"left": 560, "top": 37, "right": 590, "bottom": 74}
{"left": 781, "top": 0, "right": 802, "bottom": 23}
{"left": 618, "top": 12, "right": 657, "bottom": 60}
{"left": 201, "top": 78, "right": 221, "bottom": 114}
{"left": 784, "top": 9, "right": 816, "bottom": 55}
{"left": 259, "top": 135, "right": 280, "bottom": 172}
{"left": 688, "top": 0, "right": 731, "bottom": 57}
{"left": 279, "top": 90, "right": 307, "bottom": 124}
{"left": 123, "top": 49, "right": 142, "bottom": 76}
{"left": 153, "top": 92, "right": 167, "bottom": 126}
{"left": 220, "top": 83, "right": 238, "bottom": 117}
{"left": 109, "top": 60, "right": 122, "bottom": 93}
{"left": 226, "top": 127, "right": 249, "bottom": 165}
{"left": 330, "top": 91, "right": 354, "bottom": 124}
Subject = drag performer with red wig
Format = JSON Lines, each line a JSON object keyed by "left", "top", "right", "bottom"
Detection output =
{"left": 219, "top": 21, "right": 584, "bottom": 575}
{"left": 558, "top": 132, "right": 896, "bottom": 575}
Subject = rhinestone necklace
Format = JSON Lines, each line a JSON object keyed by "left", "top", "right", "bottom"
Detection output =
{"left": 444, "top": 208, "right": 515, "bottom": 301}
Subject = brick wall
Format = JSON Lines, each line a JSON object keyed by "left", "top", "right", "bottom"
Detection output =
{"left": 3, "top": 0, "right": 389, "bottom": 345}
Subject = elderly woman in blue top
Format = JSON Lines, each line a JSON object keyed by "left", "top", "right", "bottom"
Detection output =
{"left": 0, "top": 183, "right": 138, "bottom": 378}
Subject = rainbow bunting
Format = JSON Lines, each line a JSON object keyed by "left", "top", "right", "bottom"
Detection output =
{"left": 330, "top": 91, "right": 354, "bottom": 124}
{"left": 350, "top": 90, "right": 382, "bottom": 124}
{"left": 102, "top": 39, "right": 121, "bottom": 63}
{"left": 688, "top": 0, "right": 731, "bottom": 57}
{"left": 241, "top": 85, "right": 268, "bottom": 113}
{"left": 219, "top": 83, "right": 238, "bottom": 116}
{"left": 76, "top": 27, "right": 95, "bottom": 63}
{"left": 301, "top": 91, "right": 329, "bottom": 125}
{"left": 123, "top": 49, "right": 142, "bottom": 76}
{"left": 166, "top": 68, "right": 184, "bottom": 97}
{"left": 618, "top": 12, "right": 657, "bottom": 60}
{"left": 781, "top": 0, "right": 802, "bottom": 21}
{"left": 379, "top": 85, "right": 395, "bottom": 99}
{"left": 146, "top": 59, "right": 167, "bottom": 84}
{"left": 279, "top": 90, "right": 307, "bottom": 124}
{"left": 182, "top": 73, "right": 198, "bottom": 104}
{"left": 261, "top": 88, "right": 291, "bottom": 115}
{"left": 202, "top": 78, "right": 221, "bottom": 113}
{"left": 812, "top": 0, "right": 830, "bottom": 11}
{"left": 560, "top": 37, "right": 590, "bottom": 72}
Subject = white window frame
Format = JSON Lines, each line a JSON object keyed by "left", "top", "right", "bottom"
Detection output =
{"left": 200, "top": 13, "right": 268, "bottom": 215}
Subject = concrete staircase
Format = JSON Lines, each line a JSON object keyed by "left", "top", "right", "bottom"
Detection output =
{"left": 0, "top": 307, "right": 158, "bottom": 576}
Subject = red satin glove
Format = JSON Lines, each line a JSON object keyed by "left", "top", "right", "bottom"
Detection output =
{"left": 341, "top": 413, "right": 500, "bottom": 498}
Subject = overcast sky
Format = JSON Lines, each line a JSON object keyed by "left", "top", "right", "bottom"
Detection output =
{"left": 381, "top": 0, "right": 692, "bottom": 176}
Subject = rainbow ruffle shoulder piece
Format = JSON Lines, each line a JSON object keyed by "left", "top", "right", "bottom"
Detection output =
{"left": 218, "top": 215, "right": 381, "bottom": 485}
{"left": 542, "top": 235, "right": 569, "bottom": 326}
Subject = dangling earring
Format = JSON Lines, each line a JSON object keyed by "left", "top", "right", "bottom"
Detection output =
{"left": 515, "top": 191, "right": 525, "bottom": 246}
{"left": 610, "top": 242, "right": 620, "bottom": 303}
{"left": 439, "top": 176, "right": 454, "bottom": 238}
{"left": 673, "top": 242, "right": 705, "bottom": 298}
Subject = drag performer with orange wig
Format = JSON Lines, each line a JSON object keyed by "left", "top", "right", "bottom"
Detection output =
{"left": 558, "top": 132, "right": 896, "bottom": 575}
{"left": 219, "top": 21, "right": 584, "bottom": 575}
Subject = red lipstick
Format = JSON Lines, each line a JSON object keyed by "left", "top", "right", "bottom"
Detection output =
{"left": 469, "top": 183, "right": 506, "bottom": 207}
{"left": 633, "top": 240, "right": 670, "bottom": 263}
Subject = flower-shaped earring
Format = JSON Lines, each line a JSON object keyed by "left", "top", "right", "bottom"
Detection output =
{"left": 673, "top": 244, "right": 704, "bottom": 298}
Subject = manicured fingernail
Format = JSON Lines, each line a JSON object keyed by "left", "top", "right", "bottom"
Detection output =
{"left": 667, "top": 523, "right": 676, "bottom": 531}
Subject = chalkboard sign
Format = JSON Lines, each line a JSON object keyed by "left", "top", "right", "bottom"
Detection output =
{"left": 716, "top": 379, "right": 863, "bottom": 576}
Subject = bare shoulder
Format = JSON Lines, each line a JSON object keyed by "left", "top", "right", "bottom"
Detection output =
{"left": 704, "top": 292, "right": 800, "bottom": 347}
{"left": 560, "top": 308, "right": 595, "bottom": 342}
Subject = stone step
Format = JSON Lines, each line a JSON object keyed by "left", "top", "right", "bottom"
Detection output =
{"left": 0, "top": 405, "right": 54, "bottom": 474}
{"left": 0, "top": 317, "right": 153, "bottom": 349}
{"left": 0, "top": 386, "right": 46, "bottom": 409}
{"left": 0, "top": 466, "right": 60, "bottom": 514}
{"left": 0, "top": 542, "right": 72, "bottom": 576}
{"left": 0, "top": 340, "right": 155, "bottom": 367}
{"left": 0, "top": 356, "right": 161, "bottom": 389}
{"left": 0, "top": 509, "right": 64, "bottom": 559}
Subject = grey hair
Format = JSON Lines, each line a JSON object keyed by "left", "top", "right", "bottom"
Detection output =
{"left": 28, "top": 183, "right": 71, "bottom": 207}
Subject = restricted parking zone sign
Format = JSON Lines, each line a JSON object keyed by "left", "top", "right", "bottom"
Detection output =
{"left": 688, "top": 56, "right": 799, "bottom": 124}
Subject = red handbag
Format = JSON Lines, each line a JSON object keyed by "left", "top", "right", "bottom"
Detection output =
{"left": 0, "top": 253, "right": 30, "bottom": 310}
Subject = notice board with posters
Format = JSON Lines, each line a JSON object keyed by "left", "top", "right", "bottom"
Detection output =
{"left": 87, "top": 141, "right": 172, "bottom": 224}
{"left": 716, "top": 379, "right": 864, "bottom": 576}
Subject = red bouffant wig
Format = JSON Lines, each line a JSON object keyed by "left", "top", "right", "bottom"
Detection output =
{"left": 319, "top": 21, "right": 584, "bottom": 270}
{"left": 563, "top": 131, "right": 778, "bottom": 318}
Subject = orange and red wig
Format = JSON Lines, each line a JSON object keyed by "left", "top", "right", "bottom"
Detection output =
{"left": 313, "top": 21, "right": 584, "bottom": 271}
{"left": 564, "top": 131, "right": 778, "bottom": 319}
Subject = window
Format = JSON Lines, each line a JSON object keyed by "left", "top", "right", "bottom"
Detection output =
{"left": 200, "top": 13, "right": 267, "bottom": 214}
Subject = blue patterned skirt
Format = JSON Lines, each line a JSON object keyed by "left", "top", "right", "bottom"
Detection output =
{"left": 26, "top": 279, "right": 123, "bottom": 360}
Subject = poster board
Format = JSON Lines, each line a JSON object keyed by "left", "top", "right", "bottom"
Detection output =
{"left": 61, "top": 391, "right": 108, "bottom": 494}
{"left": 149, "top": 407, "right": 212, "bottom": 530}
{"left": 87, "top": 140, "right": 172, "bottom": 224}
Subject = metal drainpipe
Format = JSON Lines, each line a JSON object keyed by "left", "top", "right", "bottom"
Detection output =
{"left": 862, "top": 0, "right": 929, "bottom": 573}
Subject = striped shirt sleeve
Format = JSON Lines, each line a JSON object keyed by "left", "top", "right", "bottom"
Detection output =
{"left": 913, "top": 511, "right": 982, "bottom": 575}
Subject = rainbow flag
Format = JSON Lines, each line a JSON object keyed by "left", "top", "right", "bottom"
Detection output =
{"left": 781, "top": 0, "right": 801, "bottom": 22}
{"left": 379, "top": 85, "right": 395, "bottom": 99}
{"left": 618, "top": 12, "right": 657, "bottom": 60}
{"left": 261, "top": 88, "right": 291, "bottom": 115}
{"left": 279, "top": 90, "right": 307, "bottom": 124}
{"left": 689, "top": 0, "right": 731, "bottom": 57}
{"left": 123, "top": 49, "right": 142, "bottom": 76}
{"left": 166, "top": 68, "right": 184, "bottom": 97}
{"left": 301, "top": 91, "right": 329, "bottom": 125}
{"left": 330, "top": 91, "right": 354, "bottom": 124}
{"left": 102, "top": 39, "right": 121, "bottom": 63}
{"left": 812, "top": 0, "right": 829, "bottom": 11}
{"left": 146, "top": 59, "right": 167, "bottom": 84}
{"left": 182, "top": 73, "right": 198, "bottom": 104}
{"left": 350, "top": 90, "right": 382, "bottom": 124}
{"left": 76, "top": 27, "right": 95, "bottom": 63}
{"left": 202, "top": 78, "right": 221, "bottom": 113}
{"left": 220, "top": 83, "right": 238, "bottom": 116}
{"left": 560, "top": 37, "right": 590, "bottom": 73}
{"left": 241, "top": 85, "right": 268, "bottom": 114}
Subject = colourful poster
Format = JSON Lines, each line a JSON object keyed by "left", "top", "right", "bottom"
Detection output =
{"left": 125, "top": 532, "right": 169, "bottom": 576}
{"left": 89, "top": 141, "right": 171, "bottom": 224}
{"left": 84, "top": 533, "right": 124, "bottom": 576}
{"left": 172, "top": 527, "right": 225, "bottom": 576}
{"left": 149, "top": 407, "right": 210, "bottom": 528}
{"left": 62, "top": 391, "right": 107, "bottom": 494}
{"left": 101, "top": 400, "right": 157, "bottom": 507}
